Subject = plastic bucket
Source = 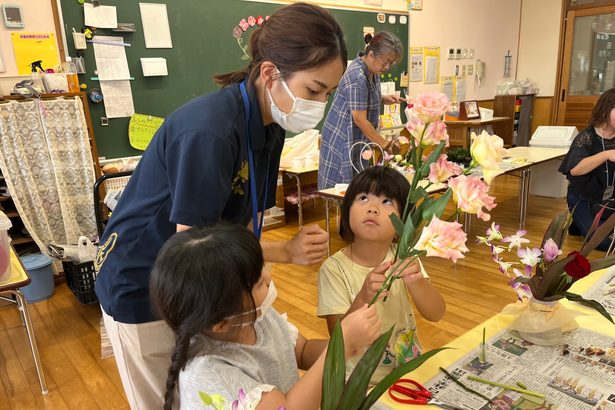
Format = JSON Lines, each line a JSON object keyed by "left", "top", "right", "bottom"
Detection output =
{"left": 20, "top": 253, "right": 54, "bottom": 303}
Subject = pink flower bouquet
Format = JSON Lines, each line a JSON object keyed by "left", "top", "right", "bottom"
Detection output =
{"left": 369, "top": 92, "right": 506, "bottom": 304}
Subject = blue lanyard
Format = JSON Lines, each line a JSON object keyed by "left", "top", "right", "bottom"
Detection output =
{"left": 240, "top": 81, "right": 268, "bottom": 240}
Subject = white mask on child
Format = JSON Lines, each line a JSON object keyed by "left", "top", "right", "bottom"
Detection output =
{"left": 229, "top": 281, "right": 278, "bottom": 327}
{"left": 268, "top": 72, "right": 326, "bottom": 133}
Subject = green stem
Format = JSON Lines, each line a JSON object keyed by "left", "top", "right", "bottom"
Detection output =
{"left": 368, "top": 256, "right": 416, "bottom": 306}
{"left": 467, "top": 376, "right": 545, "bottom": 399}
{"left": 439, "top": 367, "right": 493, "bottom": 403}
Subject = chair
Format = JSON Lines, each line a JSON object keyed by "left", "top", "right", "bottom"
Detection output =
{"left": 93, "top": 171, "right": 133, "bottom": 238}
{"left": 0, "top": 246, "right": 48, "bottom": 394}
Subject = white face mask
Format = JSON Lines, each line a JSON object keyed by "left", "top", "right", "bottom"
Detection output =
{"left": 268, "top": 75, "right": 327, "bottom": 133}
{"left": 229, "top": 281, "right": 277, "bottom": 327}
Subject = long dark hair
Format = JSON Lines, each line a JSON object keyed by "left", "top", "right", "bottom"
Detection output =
{"left": 340, "top": 166, "right": 410, "bottom": 242}
{"left": 589, "top": 88, "right": 615, "bottom": 129}
{"left": 213, "top": 2, "right": 347, "bottom": 87}
{"left": 150, "top": 223, "right": 264, "bottom": 410}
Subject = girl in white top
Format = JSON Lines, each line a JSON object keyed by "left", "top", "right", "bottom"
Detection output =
{"left": 318, "top": 166, "right": 446, "bottom": 384}
{"left": 150, "top": 223, "right": 381, "bottom": 410}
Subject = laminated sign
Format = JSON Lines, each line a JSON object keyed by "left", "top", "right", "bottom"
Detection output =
{"left": 128, "top": 114, "right": 164, "bottom": 150}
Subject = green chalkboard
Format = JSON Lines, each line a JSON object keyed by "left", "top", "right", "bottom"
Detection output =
{"left": 59, "top": 0, "right": 409, "bottom": 158}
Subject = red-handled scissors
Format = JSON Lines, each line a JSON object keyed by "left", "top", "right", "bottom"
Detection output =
{"left": 388, "top": 379, "right": 464, "bottom": 409}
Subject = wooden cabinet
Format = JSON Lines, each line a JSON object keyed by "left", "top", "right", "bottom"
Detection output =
{"left": 493, "top": 94, "right": 535, "bottom": 146}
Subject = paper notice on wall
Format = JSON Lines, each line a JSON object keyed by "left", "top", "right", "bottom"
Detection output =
{"left": 423, "top": 46, "right": 440, "bottom": 84}
{"left": 455, "top": 76, "right": 467, "bottom": 103}
{"left": 84, "top": 3, "right": 118, "bottom": 29}
{"left": 92, "top": 36, "right": 131, "bottom": 80}
{"left": 440, "top": 76, "right": 455, "bottom": 102}
{"left": 139, "top": 3, "right": 173, "bottom": 48}
{"left": 11, "top": 32, "right": 60, "bottom": 75}
{"left": 409, "top": 47, "right": 423, "bottom": 82}
{"left": 100, "top": 80, "right": 135, "bottom": 118}
{"left": 129, "top": 114, "right": 165, "bottom": 150}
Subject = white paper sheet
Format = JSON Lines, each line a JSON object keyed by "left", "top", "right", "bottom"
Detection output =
{"left": 84, "top": 3, "right": 118, "bottom": 29}
{"left": 455, "top": 76, "right": 467, "bottom": 102}
{"left": 140, "top": 58, "right": 168, "bottom": 76}
{"left": 92, "top": 36, "right": 131, "bottom": 81}
{"left": 424, "top": 56, "right": 438, "bottom": 84}
{"left": 139, "top": 3, "right": 173, "bottom": 48}
{"left": 100, "top": 80, "right": 135, "bottom": 118}
{"left": 410, "top": 53, "right": 423, "bottom": 82}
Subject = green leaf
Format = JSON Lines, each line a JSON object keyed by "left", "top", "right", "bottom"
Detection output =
{"left": 358, "top": 347, "right": 450, "bottom": 410}
{"left": 581, "top": 212, "right": 615, "bottom": 256}
{"left": 565, "top": 292, "right": 614, "bottom": 324}
{"left": 541, "top": 211, "right": 567, "bottom": 249}
{"left": 336, "top": 326, "right": 395, "bottom": 409}
{"left": 389, "top": 213, "right": 405, "bottom": 238}
{"left": 322, "top": 321, "right": 346, "bottom": 410}
{"left": 419, "top": 140, "right": 447, "bottom": 178}
{"left": 590, "top": 255, "right": 615, "bottom": 272}
{"left": 409, "top": 186, "right": 428, "bottom": 204}
{"left": 511, "top": 276, "right": 530, "bottom": 285}
{"left": 397, "top": 214, "right": 416, "bottom": 260}
{"left": 421, "top": 189, "right": 452, "bottom": 221}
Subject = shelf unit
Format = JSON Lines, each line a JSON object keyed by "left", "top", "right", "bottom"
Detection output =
{"left": 492, "top": 94, "right": 535, "bottom": 146}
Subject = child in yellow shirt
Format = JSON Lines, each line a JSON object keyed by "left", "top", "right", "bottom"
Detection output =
{"left": 317, "top": 166, "right": 446, "bottom": 384}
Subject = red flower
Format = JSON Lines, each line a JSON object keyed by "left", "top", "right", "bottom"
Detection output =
{"left": 564, "top": 251, "right": 591, "bottom": 279}
{"left": 256, "top": 16, "right": 264, "bottom": 26}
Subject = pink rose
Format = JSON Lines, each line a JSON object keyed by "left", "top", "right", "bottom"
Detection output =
{"left": 247, "top": 16, "right": 256, "bottom": 26}
{"left": 423, "top": 120, "right": 449, "bottom": 147}
{"left": 405, "top": 110, "right": 426, "bottom": 143}
{"left": 414, "top": 217, "right": 469, "bottom": 262}
{"left": 409, "top": 92, "right": 451, "bottom": 123}
{"left": 428, "top": 154, "right": 461, "bottom": 183}
{"left": 448, "top": 175, "right": 497, "bottom": 221}
{"left": 239, "top": 19, "right": 249, "bottom": 31}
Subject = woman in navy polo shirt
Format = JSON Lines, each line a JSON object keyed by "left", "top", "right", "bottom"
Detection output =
{"left": 94, "top": 3, "right": 346, "bottom": 408}
{"left": 318, "top": 32, "right": 404, "bottom": 189}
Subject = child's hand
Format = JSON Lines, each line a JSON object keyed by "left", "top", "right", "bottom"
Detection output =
{"left": 359, "top": 261, "right": 391, "bottom": 303}
{"left": 341, "top": 304, "right": 380, "bottom": 356}
{"left": 395, "top": 260, "right": 423, "bottom": 289}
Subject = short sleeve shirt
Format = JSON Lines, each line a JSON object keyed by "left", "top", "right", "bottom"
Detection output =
{"left": 317, "top": 248, "right": 427, "bottom": 384}
{"left": 558, "top": 127, "right": 615, "bottom": 203}
{"left": 318, "top": 56, "right": 381, "bottom": 189}
{"left": 178, "top": 309, "right": 299, "bottom": 409}
{"left": 95, "top": 83, "right": 285, "bottom": 324}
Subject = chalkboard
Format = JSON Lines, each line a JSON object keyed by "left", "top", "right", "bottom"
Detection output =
{"left": 58, "top": 0, "right": 409, "bottom": 158}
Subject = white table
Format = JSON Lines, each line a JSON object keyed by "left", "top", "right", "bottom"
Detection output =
{"left": 317, "top": 147, "right": 570, "bottom": 253}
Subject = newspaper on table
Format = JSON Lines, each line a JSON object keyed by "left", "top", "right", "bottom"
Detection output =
{"left": 424, "top": 328, "right": 615, "bottom": 409}
{"left": 583, "top": 268, "right": 615, "bottom": 317}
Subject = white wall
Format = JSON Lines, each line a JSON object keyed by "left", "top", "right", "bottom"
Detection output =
{"left": 517, "top": 0, "right": 562, "bottom": 97}
{"left": 407, "top": 0, "right": 522, "bottom": 100}
{"left": 0, "top": 0, "right": 61, "bottom": 94}
{"left": 246, "top": 0, "right": 408, "bottom": 12}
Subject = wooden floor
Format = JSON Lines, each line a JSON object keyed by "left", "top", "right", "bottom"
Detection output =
{"left": 0, "top": 174, "right": 601, "bottom": 409}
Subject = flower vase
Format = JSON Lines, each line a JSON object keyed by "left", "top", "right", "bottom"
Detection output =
{"left": 501, "top": 297, "right": 581, "bottom": 346}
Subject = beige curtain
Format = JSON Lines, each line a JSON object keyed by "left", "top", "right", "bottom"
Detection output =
{"left": 0, "top": 97, "right": 96, "bottom": 252}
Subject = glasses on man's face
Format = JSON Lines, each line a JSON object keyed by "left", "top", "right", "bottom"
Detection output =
{"left": 376, "top": 54, "right": 396, "bottom": 69}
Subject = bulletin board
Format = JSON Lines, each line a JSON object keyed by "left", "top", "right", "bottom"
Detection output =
{"left": 58, "top": 0, "right": 409, "bottom": 158}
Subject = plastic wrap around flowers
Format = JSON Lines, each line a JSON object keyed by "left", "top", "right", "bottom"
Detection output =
{"left": 361, "top": 92, "right": 508, "bottom": 306}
